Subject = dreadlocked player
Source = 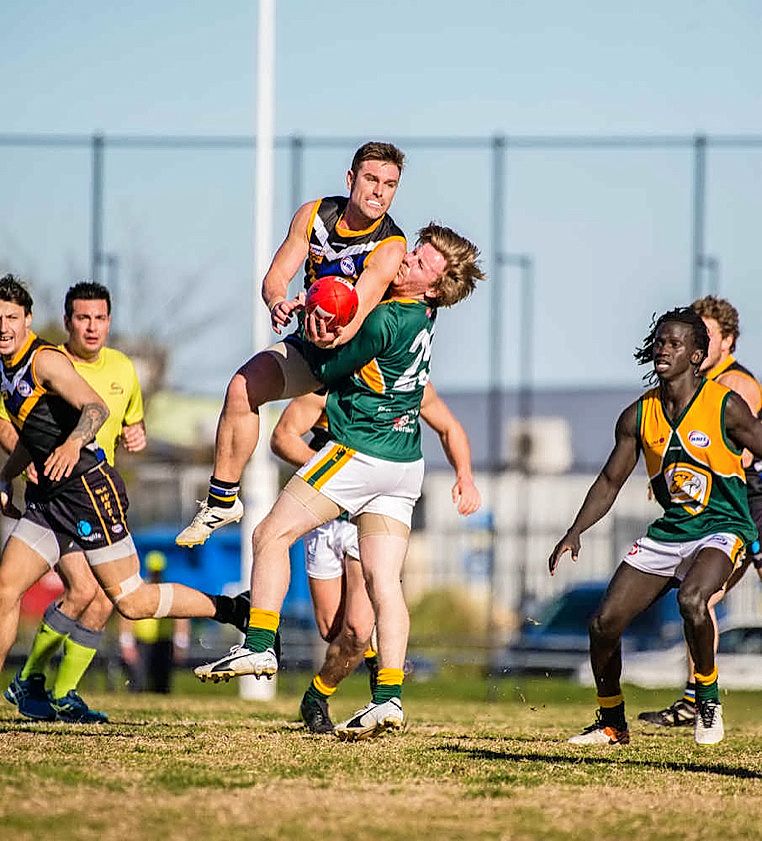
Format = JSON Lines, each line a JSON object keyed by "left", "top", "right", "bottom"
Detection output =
{"left": 639, "top": 296, "right": 762, "bottom": 728}
{"left": 549, "top": 307, "right": 762, "bottom": 746}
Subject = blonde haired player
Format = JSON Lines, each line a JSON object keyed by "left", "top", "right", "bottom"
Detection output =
{"left": 270, "top": 384, "right": 480, "bottom": 733}
{"left": 194, "top": 223, "right": 485, "bottom": 739}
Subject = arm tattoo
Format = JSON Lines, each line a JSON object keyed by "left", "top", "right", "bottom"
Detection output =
{"left": 70, "top": 402, "right": 108, "bottom": 445}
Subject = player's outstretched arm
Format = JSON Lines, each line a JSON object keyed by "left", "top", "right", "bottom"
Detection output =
{"left": 270, "top": 393, "right": 326, "bottom": 468}
{"left": 35, "top": 348, "right": 109, "bottom": 481}
{"left": 306, "top": 238, "right": 405, "bottom": 348}
{"left": 263, "top": 201, "right": 315, "bottom": 333}
{"left": 724, "top": 391, "right": 762, "bottom": 458}
{"left": 548, "top": 401, "right": 640, "bottom": 575}
{"left": 420, "top": 383, "right": 481, "bottom": 515}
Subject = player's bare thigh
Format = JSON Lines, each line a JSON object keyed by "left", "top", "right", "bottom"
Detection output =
{"left": 230, "top": 343, "right": 321, "bottom": 410}
{"left": 0, "top": 536, "right": 51, "bottom": 600}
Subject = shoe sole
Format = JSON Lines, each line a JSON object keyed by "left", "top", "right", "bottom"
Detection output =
{"left": 194, "top": 666, "right": 277, "bottom": 683}
{"left": 303, "top": 723, "right": 335, "bottom": 734}
{"left": 695, "top": 730, "right": 724, "bottom": 745}
{"left": 175, "top": 513, "right": 244, "bottom": 548}
{"left": 335, "top": 717, "right": 404, "bottom": 742}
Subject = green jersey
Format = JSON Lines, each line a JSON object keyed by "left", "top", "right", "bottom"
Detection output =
{"left": 314, "top": 298, "right": 437, "bottom": 462}
{"left": 639, "top": 378, "right": 757, "bottom": 544}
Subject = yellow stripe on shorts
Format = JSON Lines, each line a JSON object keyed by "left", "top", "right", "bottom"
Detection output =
{"left": 311, "top": 446, "right": 356, "bottom": 490}
{"left": 302, "top": 444, "right": 344, "bottom": 484}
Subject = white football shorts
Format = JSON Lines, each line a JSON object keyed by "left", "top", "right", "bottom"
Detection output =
{"left": 296, "top": 440, "right": 424, "bottom": 528}
{"left": 303, "top": 518, "right": 359, "bottom": 580}
{"left": 623, "top": 532, "right": 746, "bottom": 580}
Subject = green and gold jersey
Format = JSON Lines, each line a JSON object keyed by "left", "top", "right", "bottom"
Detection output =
{"left": 638, "top": 378, "right": 757, "bottom": 544}
{"left": 0, "top": 344, "right": 144, "bottom": 467}
{"left": 314, "top": 298, "right": 437, "bottom": 462}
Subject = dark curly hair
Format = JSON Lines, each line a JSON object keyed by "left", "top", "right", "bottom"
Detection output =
{"left": 634, "top": 307, "right": 709, "bottom": 383}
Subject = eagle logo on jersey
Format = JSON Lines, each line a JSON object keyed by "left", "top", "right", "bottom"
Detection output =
{"left": 665, "top": 462, "right": 712, "bottom": 515}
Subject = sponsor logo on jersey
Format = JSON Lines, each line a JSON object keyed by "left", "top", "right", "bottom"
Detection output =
{"left": 340, "top": 256, "right": 356, "bottom": 276}
{"left": 110, "top": 382, "right": 124, "bottom": 395}
{"left": 688, "top": 430, "right": 710, "bottom": 448}
{"left": 16, "top": 381, "right": 33, "bottom": 397}
{"left": 309, "top": 244, "right": 325, "bottom": 264}
{"left": 627, "top": 542, "right": 640, "bottom": 556}
{"left": 392, "top": 414, "right": 415, "bottom": 434}
{"left": 710, "top": 535, "right": 729, "bottom": 546}
{"left": 111, "top": 523, "right": 124, "bottom": 535}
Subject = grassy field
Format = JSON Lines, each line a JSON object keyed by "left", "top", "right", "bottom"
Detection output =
{"left": 2, "top": 668, "right": 762, "bottom": 841}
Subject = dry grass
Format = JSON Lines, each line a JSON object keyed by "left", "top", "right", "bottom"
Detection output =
{"left": 1, "top": 672, "right": 761, "bottom": 841}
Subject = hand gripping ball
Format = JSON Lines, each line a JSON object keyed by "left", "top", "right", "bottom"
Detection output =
{"left": 305, "top": 276, "right": 359, "bottom": 329}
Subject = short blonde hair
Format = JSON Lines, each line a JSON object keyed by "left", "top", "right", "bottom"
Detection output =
{"left": 418, "top": 223, "right": 485, "bottom": 308}
{"left": 692, "top": 295, "right": 740, "bottom": 352}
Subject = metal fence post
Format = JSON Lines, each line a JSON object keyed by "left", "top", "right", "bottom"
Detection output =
{"left": 90, "top": 133, "right": 105, "bottom": 283}
{"left": 691, "top": 134, "right": 707, "bottom": 299}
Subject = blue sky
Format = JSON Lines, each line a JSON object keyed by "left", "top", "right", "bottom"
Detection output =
{"left": 2, "top": 1, "right": 762, "bottom": 393}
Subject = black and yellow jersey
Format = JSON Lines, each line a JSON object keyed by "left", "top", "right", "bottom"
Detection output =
{"left": 303, "top": 196, "right": 406, "bottom": 292}
{"left": 0, "top": 344, "right": 143, "bottom": 466}
{"left": 705, "top": 354, "right": 762, "bottom": 497}
{"left": 0, "top": 332, "right": 105, "bottom": 498}
{"left": 638, "top": 377, "right": 756, "bottom": 544}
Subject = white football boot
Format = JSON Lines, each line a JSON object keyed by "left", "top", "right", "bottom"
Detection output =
{"left": 695, "top": 699, "right": 724, "bottom": 745}
{"left": 176, "top": 498, "right": 244, "bottom": 547}
{"left": 194, "top": 645, "right": 278, "bottom": 683}
{"left": 568, "top": 712, "right": 630, "bottom": 746}
{"left": 334, "top": 698, "right": 404, "bottom": 741}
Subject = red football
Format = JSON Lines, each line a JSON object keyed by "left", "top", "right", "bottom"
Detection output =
{"left": 305, "top": 276, "right": 359, "bottom": 329}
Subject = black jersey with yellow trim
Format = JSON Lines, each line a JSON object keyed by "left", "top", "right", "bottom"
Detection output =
{"left": 0, "top": 332, "right": 105, "bottom": 499}
{"left": 302, "top": 196, "right": 406, "bottom": 291}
